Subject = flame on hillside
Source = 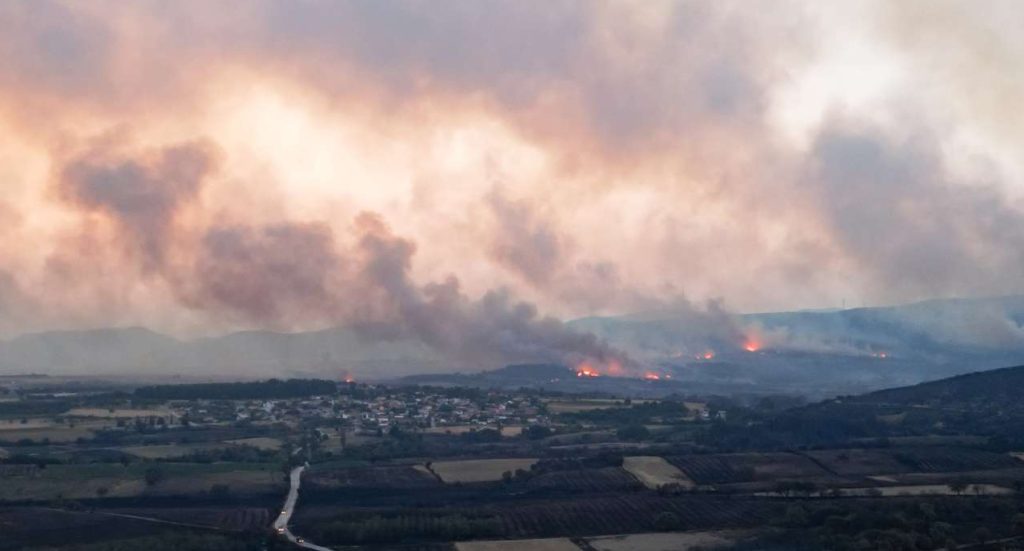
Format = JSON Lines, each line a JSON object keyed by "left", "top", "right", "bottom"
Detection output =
{"left": 576, "top": 362, "right": 601, "bottom": 377}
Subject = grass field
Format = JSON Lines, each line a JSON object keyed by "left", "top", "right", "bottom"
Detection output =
{"left": 545, "top": 399, "right": 641, "bottom": 414}
{"left": 424, "top": 425, "right": 523, "bottom": 437}
{"left": 119, "top": 443, "right": 220, "bottom": 459}
{"left": 65, "top": 408, "right": 173, "bottom": 419}
{"left": 0, "top": 462, "right": 283, "bottom": 501}
{"left": 840, "top": 484, "right": 1013, "bottom": 497}
{"left": 456, "top": 538, "right": 581, "bottom": 551}
{"left": 587, "top": 531, "right": 737, "bottom": 551}
{"left": 430, "top": 458, "right": 538, "bottom": 483}
{"left": 622, "top": 456, "right": 694, "bottom": 489}
{"left": 805, "top": 449, "right": 909, "bottom": 476}
{"left": 0, "top": 425, "right": 99, "bottom": 443}
{"left": 225, "top": 437, "right": 283, "bottom": 450}
{"left": 0, "top": 419, "right": 55, "bottom": 431}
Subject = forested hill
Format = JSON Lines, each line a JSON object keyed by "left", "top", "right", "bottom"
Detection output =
{"left": 714, "top": 365, "right": 1024, "bottom": 450}
{"left": 858, "top": 364, "right": 1024, "bottom": 409}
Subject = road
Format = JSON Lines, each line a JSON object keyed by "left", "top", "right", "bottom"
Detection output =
{"left": 273, "top": 465, "right": 333, "bottom": 551}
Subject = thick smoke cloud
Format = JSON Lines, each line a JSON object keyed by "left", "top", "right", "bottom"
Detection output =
{"left": 0, "top": 1, "right": 1021, "bottom": 366}
{"left": 49, "top": 147, "right": 637, "bottom": 370}
{"left": 186, "top": 223, "right": 341, "bottom": 325}
{"left": 808, "top": 119, "right": 1024, "bottom": 300}
{"left": 58, "top": 140, "right": 216, "bottom": 271}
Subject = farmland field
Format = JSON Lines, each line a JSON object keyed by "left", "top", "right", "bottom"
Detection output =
{"left": 120, "top": 443, "right": 222, "bottom": 459}
{"left": 0, "top": 425, "right": 99, "bottom": 443}
{"left": 525, "top": 467, "right": 643, "bottom": 493}
{"left": 0, "top": 419, "right": 55, "bottom": 430}
{"left": 122, "top": 437, "right": 285, "bottom": 458}
{"left": 665, "top": 453, "right": 827, "bottom": 485}
{"left": 545, "top": 399, "right": 638, "bottom": 414}
{"left": 0, "top": 507, "right": 181, "bottom": 550}
{"left": 225, "top": 437, "right": 283, "bottom": 450}
{"left": 431, "top": 458, "right": 538, "bottom": 483}
{"left": 103, "top": 507, "right": 272, "bottom": 531}
{"left": 840, "top": 484, "right": 1013, "bottom": 497}
{"left": 297, "top": 495, "right": 776, "bottom": 544}
{"left": 307, "top": 465, "right": 441, "bottom": 489}
{"left": 622, "top": 456, "right": 693, "bottom": 489}
{"left": 0, "top": 462, "right": 283, "bottom": 501}
{"left": 65, "top": 408, "right": 174, "bottom": 418}
{"left": 424, "top": 425, "right": 523, "bottom": 437}
{"left": 455, "top": 538, "right": 581, "bottom": 551}
{"left": 890, "top": 447, "right": 1024, "bottom": 473}
{"left": 805, "top": 449, "right": 910, "bottom": 476}
{"left": 587, "top": 530, "right": 739, "bottom": 551}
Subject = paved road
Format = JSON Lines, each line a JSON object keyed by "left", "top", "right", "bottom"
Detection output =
{"left": 273, "top": 465, "right": 333, "bottom": 551}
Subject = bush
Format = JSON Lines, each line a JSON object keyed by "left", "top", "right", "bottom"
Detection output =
{"left": 653, "top": 511, "right": 681, "bottom": 531}
{"left": 617, "top": 424, "right": 651, "bottom": 441}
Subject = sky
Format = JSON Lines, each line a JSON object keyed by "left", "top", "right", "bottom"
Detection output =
{"left": 1, "top": 0, "right": 1023, "bottom": 348}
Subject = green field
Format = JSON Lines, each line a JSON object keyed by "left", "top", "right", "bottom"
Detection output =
{"left": 0, "top": 462, "right": 284, "bottom": 501}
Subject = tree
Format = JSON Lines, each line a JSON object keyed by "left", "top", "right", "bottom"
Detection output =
{"left": 524, "top": 425, "right": 552, "bottom": 440}
{"left": 653, "top": 511, "right": 681, "bottom": 531}
{"left": 617, "top": 424, "right": 650, "bottom": 441}
{"left": 1013, "top": 514, "right": 1024, "bottom": 536}
{"left": 949, "top": 479, "right": 968, "bottom": 496}
{"left": 144, "top": 466, "right": 166, "bottom": 487}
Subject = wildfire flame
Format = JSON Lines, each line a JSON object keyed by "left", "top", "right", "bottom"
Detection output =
{"left": 743, "top": 340, "right": 761, "bottom": 352}
{"left": 643, "top": 372, "right": 661, "bottom": 380}
{"left": 576, "top": 362, "right": 601, "bottom": 377}
{"left": 873, "top": 351, "right": 888, "bottom": 359}
{"left": 702, "top": 351, "right": 715, "bottom": 360}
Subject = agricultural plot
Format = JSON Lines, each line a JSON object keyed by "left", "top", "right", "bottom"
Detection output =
{"left": 666, "top": 453, "right": 827, "bottom": 485}
{"left": 587, "top": 530, "right": 739, "bottom": 551}
{"left": 544, "top": 399, "right": 639, "bottom": 414}
{"left": 225, "top": 437, "right": 283, "bottom": 450}
{"left": 0, "top": 462, "right": 283, "bottom": 501}
{"left": 839, "top": 484, "right": 1013, "bottom": 497}
{"left": 455, "top": 538, "right": 581, "bottom": 551}
{"left": 0, "top": 424, "right": 99, "bottom": 443}
{"left": 623, "top": 456, "right": 694, "bottom": 489}
{"left": 307, "top": 465, "right": 441, "bottom": 489}
{"left": 525, "top": 467, "right": 643, "bottom": 493}
{"left": 120, "top": 443, "right": 222, "bottom": 459}
{"left": 805, "top": 449, "right": 910, "bottom": 476}
{"left": 890, "top": 447, "right": 1024, "bottom": 473}
{"left": 122, "top": 437, "right": 285, "bottom": 458}
{"left": 0, "top": 507, "right": 176, "bottom": 551}
{"left": 424, "top": 426, "right": 523, "bottom": 437}
{"left": 431, "top": 458, "right": 538, "bottom": 483}
{"left": 300, "top": 495, "right": 775, "bottom": 545}
{"left": 0, "top": 419, "right": 55, "bottom": 430}
{"left": 65, "top": 408, "right": 174, "bottom": 419}
{"left": 104, "top": 507, "right": 271, "bottom": 531}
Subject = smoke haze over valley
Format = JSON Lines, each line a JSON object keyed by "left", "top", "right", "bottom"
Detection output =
{"left": 1, "top": 1, "right": 1024, "bottom": 387}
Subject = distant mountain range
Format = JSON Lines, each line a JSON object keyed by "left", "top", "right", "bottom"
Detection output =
{"left": 1, "top": 295, "right": 1023, "bottom": 395}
